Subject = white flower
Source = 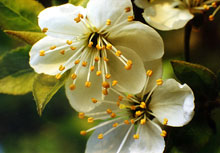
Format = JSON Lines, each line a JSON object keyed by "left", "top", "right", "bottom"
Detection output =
{"left": 134, "top": 0, "right": 220, "bottom": 30}
{"left": 29, "top": 0, "right": 164, "bottom": 112}
{"left": 79, "top": 70, "right": 195, "bottom": 153}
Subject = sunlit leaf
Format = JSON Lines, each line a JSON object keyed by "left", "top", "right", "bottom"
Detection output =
{"left": 69, "top": 0, "right": 89, "bottom": 7}
{"left": 33, "top": 71, "right": 70, "bottom": 116}
{"left": 0, "top": 0, "right": 44, "bottom": 31}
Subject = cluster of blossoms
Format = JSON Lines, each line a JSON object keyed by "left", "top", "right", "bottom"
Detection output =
{"left": 29, "top": 0, "right": 196, "bottom": 152}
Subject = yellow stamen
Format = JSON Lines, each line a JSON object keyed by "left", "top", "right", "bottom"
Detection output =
{"left": 119, "top": 104, "right": 126, "bottom": 109}
{"left": 212, "top": 2, "right": 217, "bottom": 8}
{"left": 56, "top": 73, "right": 62, "bottom": 80}
{"left": 98, "top": 133, "right": 103, "bottom": 139}
{"left": 116, "top": 101, "right": 120, "bottom": 107}
{"left": 131, "top": 119, "right": 135, "bottom": 124}
{"left": 118, "top": 96, "right": 123, "bottom": 101}
{"left": 106, "top": 44, "right": 112, "bottom": 50}
{"left": 69, "top": 84, "right": 76, "bottom": 90}
{"left": 42, "top": 27, "right": 48, "bottom": 33}
{"left": 75, "top": 59, "right": 80, "bottom": 64}
{"left": 110, "top": 113, "right": 116, "bottom": 118}
{"left": 135, "top": 111, "right": 142, "bottom": 117}
{"left": 203, "top": 4, "right": 209, "bottom": 10}
{"left": 50, "top": 45, "right": 56, "bottom": 50}
{"left": 106, "top": 19, "right": 111, "bottom": 25}
{"left": 91, "top": 98, "right": 98, "bottom": 103}
{"left": 88, "top": 42, "right": 93, "bottom": 48}
{"left": 66, "top": 40, "right": 72, "bottom": 45}
{"left": 78, "top": 13, "right": 84, "bottom": 19}
{"left": 102, "top": 89, "right": 108, "bottom": 95}
{"left": 96, "top": 71, "right": 102, "bottom": 76}
{"left": 128, "top": 16, "right": 134, "bottom": 22}
{"left": 115, "top": 50, "right": 122, "bottom": 57}
{"left": 60, "top": 49, "right": 65, "bottom": 55}
{"left": 96, "top": 44, "right": 102, "bottom": 50}
{"left": 146, "top": 70, "right": 153, "bottom": 77}
{"left": 209, "top": 15, "right": 214, "bottom": 21}
{"left": 82, "top": 61, "right": 87, "bottom": 67}
{"left": 80, "top": 131, "right": 87, "bottom": 136}
{"left": 112, "top": 80, "right": 118, "bottom": 86}
{"left": 127, "top": 94, "right": 133, "bottom": 99}
{"left": 90, "top": 66, "right": 95, "bottom": 71}
{"left": 124, "top": 120, "right": 130, "bottom": 124}
{"left": 85, "top": 81, "right": 91, "bottom": 87}
{"left": 78, "top": 112, "right": 85, "bottom": 119}
{"left": 140, "top": 102, "right": 146, "bottom": 109}
{"left": 125, "top": 7, "right": 131, "bottom": 12}
{"left": 113, "top": 122, "right": 119, "bottom": 127}
{"left": 105, "top": 74, "right": 111, "bottom": 79}
{"left": 74, "top": 17, "right": 81, "bottom": 23}
{"left": 156, "top": 79, "right": 163, "bottom": 85}
{"left": 39, "top": 50, "right": 45, "bottom": 56}
{"left": 133, "top": 134, "right": 139, "bottom": 139}
{"left": 70, "top": 46, "right": 76, "bottom": 50}
{"left": 160, "top": 130, "right": 167, "bottom": 137}
{"left": 94, "top": 56, "right": 100, "bottom": 62}
{"left": 130, "top": 105, "right": 136, "bottom": 110}
{"left": 88, "top": 117, "right": 94, "bottom": 123}
{"left": 59, "top": 65, "right": 65, "bottom": 71}
{"left": 104, "top": 57, "right": 109, "bottom": 62}
{"left": 140, "top": 119, "right": 146, "bottom": 125}
{"left": 163, "top": 118, "right": 168, "bottom": 125}
{"left": 106, "top": 109, "right": 112, "bottom": 114}
{"left": 102, "top": 81, "right": 110, "bottom": 89}
{"left": 71, "top": 73, "right": 77, "bottom": 80}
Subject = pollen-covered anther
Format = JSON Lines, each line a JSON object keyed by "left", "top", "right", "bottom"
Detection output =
{"left": 209, "top": 15, "right": 214, "bottom": 21}
{"left": 80, "top": 131, "right": 87, "bottom": 136}
{"left": 135, "top": 111, "right": 142, "bottom": 117}
{"left": 42, "top": 27, "right": 48, "bottom": 33}
{"left": 56, "top": 73, "right": 62, "bottom": 80}
{"left": 160, "top": 130, "right": 167, "bottom": 137}
{"left": 94, "top": 56, "right": 100, "bottom": 62}
{"left": 88, "top": 42, "right": 93, "bottom": 48}
{"left": 118, "top": 96, "right": 123, "bottom": 101}
{"left": 96, "top": 44, "right": 102, "bottom": 50}
{"left": 133, "top": 134, "right": 139, "bottom": 139}
{"left": 212, "top": 2, "right": 217, "bottom": 8}
{"left": 50, "top": 45, "right": 56, "bottom": 50}
{"left": 130, "top": 105, "right": 136, "bottom": 110}
{"left": 130, "top": 119, "right": 135, "bottom": 124}
{"left": 125, "top": 7, "right": 131, "bottom": 13}
{"left": 90, "top": 66, "right": 95, "bottom": 72}
{"left": 124, "top": 120, "right": 130, "bottom": 125}
{"left": 140, "top": 119, "right": 146, "bottom": 125}
{"left": 91, "top": 98, "right": 98, "bottom": 103}
{"left": 105, "top": 74, "right": 111, "bottom": 79}
{"left": 106, "top": 109, "right": 112, "bottom": 114}
{"left": 104, "top": 57, "right": 109, "bottom": 62}
{"left": 60, "top": 49, "right": 65, "bottom": 55}
{"left": 116, "top": 101, "right": 120, "bottom": 107}
{"left": 70, "top": 46, "right": 76, "bottom": 50}
{"left": 39, "top": 50, "right": 45, "bottom": 56}
{"left": 110, "top": 113, "right": 116, "bottom": 118}
{"left": 78, "top": 13, "right": 84, "bottom": 19}
{"left": 156, "top": 79, "right": 163, "bottom": 85}
{"left": 106, "top": 44, "right": 112, "bottom": 50}
{"left": 78, "top": 112, "right": 85, "bottom": 119}
{"left": 146, "top": 70, "right": 153, "bottom": 77}
{"left": 113, "top": 123, "right": 119, "bottom": 127}
{"left": 59, "top": 65, "right": 65, "bottom": 71}
{"left": 115, "top": 50, "right": 122, "bottom": 57}
{"left": 125, "top": 61, "right": 132, "bottom": 70}
{"left": 112, "top": 80, "right": 118, "bottom": 86}
{"left": 88, "top": 117, "right": 94, "bottom": 123}
{"left": 102, "top": 81, "right": 110, "bottom": 89}
{"left": 140, "top": 102, "right": 146, "bottom": 109}
{"left": 163, "top": 118, "right": 168, "bottom": 125}
{"left": 96, "top": 71, "right": 102, "bottom": 76}
{"left": 98, "top": 133, "right": 103, "bottom": 139}
{"left": 127, "top": 16, "right": 134, "bottom": 22}
{"left": 75, "top": 59, "right": 80, "bottom": 64}
{"left": 203, "top": 4, "right": 209, "bottom": 10}
{"left": 85, "top": 81, "right": 91, "bottom": 87}
{"left": 102, "top": 88, "right": 108, "bottom": 95}
{"left": 119, "top": 104, "right": 126, "bottom": 109}
{"left": 106, "top": 19, "right": 111, "bottom": 25}
{"left": 71, "top": 73, "right": 77, "bottom": 80}
{"left": 127, "top": 94, "right": 133, "bottom": 99}
{"left": 66, "top": 40, "right": 72, "bottom": 45}
{"left": 69, "top": 84, "right": 76, "bottom": 90}
{"left": 74, "top": 17, "right": 81, "bottom": 23}
{"left": 82, "top": 61, "right": 87, "bottom": 67}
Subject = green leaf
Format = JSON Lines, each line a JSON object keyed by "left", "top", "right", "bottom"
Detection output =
{"left": 33, "top": 71, "right": 70, "bottom": 116}
{"left": 4, "top": 30, "right": 46, "bottom": 45}
{"left": 0, "top": 0, "right": 44, "bottom": 31}
{"left": 171, "top": 60, "right": 218, "bottom": 99}
{"left": 69, "top": 0, "right": 89, "bottom": 7}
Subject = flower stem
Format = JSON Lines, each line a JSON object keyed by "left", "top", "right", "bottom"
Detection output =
{"left": 184, "top": 21, "right": 192, "bottom": 62}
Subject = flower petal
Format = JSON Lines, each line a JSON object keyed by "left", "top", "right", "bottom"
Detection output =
{"left": 29, "top": 36, "right": 84, "bottom": 75}
{"left": 65, "top": 67, "right": 102, "bottom": 113}
{"left": 138, "top": 0, "right": 194, "bottom": 30}
{"left": 108, "top": 46, "right": 146, "bottom": 94}
{"left": 38, "top": 4, "right": 89, "bottom": 39}
{"left": 86, "top": 0, "right": 133, "bottom": 29}
{"left": 150, "top": 79, "right": 195, "bottom": 127}
{"left": 129, "top": 120, "right": 165, "bottom": 153}
{"left": 108, "top": 22, "right": 164, "bottom": 62}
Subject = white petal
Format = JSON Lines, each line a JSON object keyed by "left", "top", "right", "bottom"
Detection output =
{"left": 65, "top": 68, "right": 102, "bottom": 113}
{"left": 86, "top": 0, "right": 133, "bottom": 29}
{"left": 30, "top": 36, "right": 83, "bottom": 75}
{"left": 38, "top": 4, "right": 89, "bottom": 39}
{"left": 150, "top": 79, "right": 195, "bottom": 127}
{"left": 140, "top": 0, "right": 194, "bottom": 30}
{"left": 108, "top": 46, "right": 146, "bottom": 94}
{"left": 129, "top": 120, "right": 165, "bottom": 153}
{"left": 86, "top": 120, "right": 135, "bottom": 153}
{"left": 108, "top": 22, "right": 164, "bottom": 62}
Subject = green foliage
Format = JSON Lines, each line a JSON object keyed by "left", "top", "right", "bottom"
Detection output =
{"left": 0, "top": 0, "right": 44, "bottom": 31}
{"left": 33, "top": 71, "right": 70, "bottom": 116}
{"left": 4, "top": 30, "right": 46, "bottom": 45}
{"left": 171, "top": 60, "right": 218, "bottom": 99}
{"left": 69, "top": 0, "right": 89, "bottom": 7}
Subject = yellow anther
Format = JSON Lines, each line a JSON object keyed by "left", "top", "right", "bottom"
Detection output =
{"left": 203, "top": 4, "right": 209, "bottom": 10}
{"left": 127, "top": 94, "right": 133, "bottom": 99}
{"left": 88, "top": 42, "right": 93, "bottom": 48}
{"left": 50, "top": 45, "right": 56, "bottom": 50}
{"left": 85, "top": 81, "right": 91, "bottom": 87}
{"left": 102, "top": 45, "right": 105, "bottom": 50}
{"left": 69, "top": 84, "right": 76, "bottom": 90}
{"left": 88, "top": 117, "right": 94, "bottom": 123}
{"left": 98, "top": 133, "right": 103, "bottom": 139}
{"left": 42, "top": 27, "right": 48, "bottom": 33}
{"left": 112, "top": 80, "right": 118, "bottom": 86}
{"left": 128, "top": 16, "right": 134, "bottom": 22}
{"left": 124, "top": 120, "right": 130, "bottom": 124}
{"left": 66, "top": 40, "right": 72, "bottom": 45}
{"left": 59, "top": 65, "right": 65, "bottom": 71}
{"left": 106, "top": 44, "right": 112, "bottom": 50}
{"left": 140, "top": 102, "right": 146, "bottom": 109}
{"left": 96, "top": 44, "right": 102, "bottom": 50}
{"left": 163, "top": 118, "right": 168, "bottom": 125}
{"left": 156, "top": 79, "right": 163, "bottom": 85}
{"left": 135, "top": 111, "right": 142, "bottom": 117}
{"left": 60, "top": 49, "right": 65, "bottom": 55}
{"left": 82, "top": 61, "right": 87, "bottom": 67}
{"left": 96, "top": 71, "right": 102, "bottom": 76}
{"left": 110, "top": 113, "right": 116, "bottom": 118}
{"left": 90, "top": 66, "right": 95, "bottom": 71}
{"left": 105, "top": 74, "right": 111, "bottom": 79}
{"left": 116, "top": 101, "right": 120, "bottom": 107}
{"left": 212, "top": 2, "right": 217, "bottom": 8}
{"left": 39, "top": 50, "right": 45, "bottom": 56}
{"left": 133, "top": 134, "right": 139, "bottom": 139}
{"left": 125, "top": 61, "right": 132, "bottom": 70}
{"left": 125, "top": 7, "right": 131, "bottom": 12}
{"left": 91, "top": 98, "right": 98, "bottom": 103}
{"left": 102, "top": 89, "right": 108, "bottom": 95}
{"left": 94, "top": 56, "right": 100, "bottom": 62}
{"left": 209, "top": 15, "right": 214, "bottom": 21}
{"left": 115, "top": 50, "right": 122, "bottom": 57}
{"left": 140, "top": 119, "right": 146, "bottom": 125}
{"left": 106, "top": 109, "right": 112, "bottom": 114}
{"left": 75, "top": 59, "right": 80, "bottom": 64}
{"left": 127, "top": 60, "right": 133, "bottom": 65}
{"left": 118, "top": 96, "right": 123, "bottom": 101}
{"left": 78, "top": 112, "right": 85, "bottom": 119}
{"left": 80, "top": 131, "right": 87, "bottom": 136}
{"left": 113, "top": 122, "right": 119, "bottom": 127}
{"left": 56, "top": 73, "right": 62, "bottom": 80}
{"left": 130, "top": 119, "right": 135, "bottom": 124}
{"left": 130, "top": 105, "right": 136, "bottom": 110}
{"left": 74, "top": 17, "right": 81, "bottom": 23}
{"left": 160, "top": 130, "right": 167, "bottom": 137}
{"left": 106, "top": 19, "right": 111, "bottom": 25}
{"left": 146, "top": 70, "right": 153, "bottom": 77}
{"left": 78, "top": 13, "right": 84, "bottom": 19}
{"left": 102, "top": 81, "right": 110, "bottom": 89}
{"left": 70, "top": 46, "right": 76, "bottom": 50}
{"left": 119, "top": 104, "right": 126, "bottom": 109}
{"left": 104, "top": 57, "right": 109, "bottom": 62}
{"left": 71, "top": 73, "right": 77, "bottom": 80}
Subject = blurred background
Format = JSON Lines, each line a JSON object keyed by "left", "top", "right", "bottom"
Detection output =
{"left": 0, "top": 0, "right": 220, "bottom": 153}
